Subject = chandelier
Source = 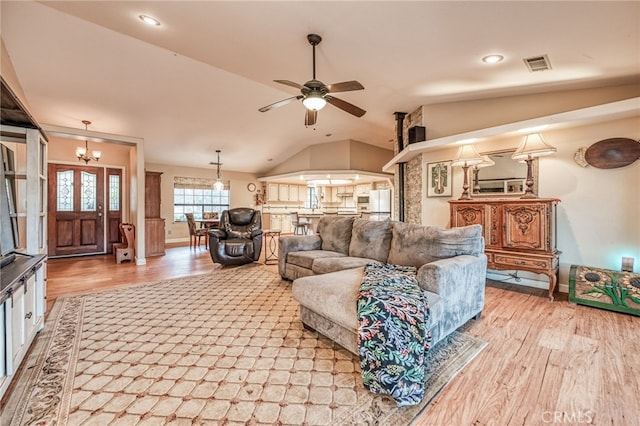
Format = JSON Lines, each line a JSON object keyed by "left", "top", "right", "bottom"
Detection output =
{"left": 76, "top": 120, "right": 101, "bottom": 164}
{"left": 210, "top": 150, "right": 224, "bottom": 191}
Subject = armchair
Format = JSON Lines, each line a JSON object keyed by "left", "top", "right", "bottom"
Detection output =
{"left": 208, "top": 208, "right": 263, "bottom": 266}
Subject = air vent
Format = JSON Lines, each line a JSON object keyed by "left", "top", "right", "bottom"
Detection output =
{"left": 523, "top": 54, "right": 551, "bottom": 72}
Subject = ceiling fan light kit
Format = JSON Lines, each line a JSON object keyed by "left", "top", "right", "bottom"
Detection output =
{"left": 259, "top": 34, "right": 366, "bottom": 126}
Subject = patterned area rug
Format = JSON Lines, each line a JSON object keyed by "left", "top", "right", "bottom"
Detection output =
{"left": 2, "top": 265, "right": 486, "bottom": 425}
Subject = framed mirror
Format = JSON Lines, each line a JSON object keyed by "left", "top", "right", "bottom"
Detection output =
{"left": 472, "top": 149, "right": 537, "bottom": 196}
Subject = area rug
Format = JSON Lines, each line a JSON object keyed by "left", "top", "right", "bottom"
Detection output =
{"left": 2, "top": 266, "right": 486, "bottom": 425}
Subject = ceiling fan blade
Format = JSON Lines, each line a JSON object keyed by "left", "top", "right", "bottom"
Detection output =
{"left": 327, "top": 81, "right": 364, "bottom": 93}
{"left": 258, "top": 95, "right": 303, "bottom": 112}
{"left": 274, "top": 80, "right": 303, "bottom": 90}
{"left": 325, "top": 95, "right": 366, "bottom": 117}
{"left": 305, "top": 109, "right": 317, "bottom": 126}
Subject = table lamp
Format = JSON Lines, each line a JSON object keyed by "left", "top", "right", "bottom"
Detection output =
{"left": 512, "top": 133, "right": 556, "bottom": 198}
{"left": 451, "top": 144, "right": 484, "bottom": 200}
{"left": 472, "top": 155, "right": 496, "bottom": 194}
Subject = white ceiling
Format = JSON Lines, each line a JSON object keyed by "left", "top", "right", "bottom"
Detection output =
{"left": 2, "top": 1, "right": 639, "bottom": 174}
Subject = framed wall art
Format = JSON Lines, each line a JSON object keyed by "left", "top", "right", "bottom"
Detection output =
{"left": 427, "top": 161, "right": 452, "bottom": 197}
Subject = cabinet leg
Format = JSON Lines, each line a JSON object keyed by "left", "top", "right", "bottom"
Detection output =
{"left": 547, "top": 273, "right": 558, "bottom": 301}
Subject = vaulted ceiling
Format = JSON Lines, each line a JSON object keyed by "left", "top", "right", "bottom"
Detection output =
{"left": 2, "top": 1, "right": 638, "bottom": 174}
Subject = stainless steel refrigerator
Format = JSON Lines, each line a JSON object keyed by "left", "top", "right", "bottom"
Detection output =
{"left": 368, "top": 189, "right": 391, "bottom": 221}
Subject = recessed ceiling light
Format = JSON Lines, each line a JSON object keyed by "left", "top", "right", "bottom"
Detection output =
{"left": 482, "top": 54, "right": 504, "bottom": 64}
{"left": 139, "top": 15, "right": 161, "bottom": 26}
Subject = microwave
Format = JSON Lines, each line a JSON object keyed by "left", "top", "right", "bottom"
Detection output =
{"left": 356, "top": 196, "right": 369, "bottom": 204}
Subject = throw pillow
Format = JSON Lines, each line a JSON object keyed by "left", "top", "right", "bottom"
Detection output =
{"left": 387, "top": 223, "right": 483, "bottom": 267}
{"left": 348, "top": 218, "right": 393, "bottom": 262}
{"left": 316, "top": 216, "right": 355, "bottom": 255}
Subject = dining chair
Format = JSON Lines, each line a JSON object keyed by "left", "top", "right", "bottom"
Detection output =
{"left": 290, "top": 212, "right": 309, "bottom": 235}
{"left": 185, "top": 213, "right": 208, "bottom": 248}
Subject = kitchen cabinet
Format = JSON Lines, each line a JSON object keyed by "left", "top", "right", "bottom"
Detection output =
{"left": 282, "top": 215, "right": 292, "bottom": 233}
{"left": 298, "top": 185, "right": 308, "bottom": 203}
{"left": 270, "top": 215, "right": 282, "bottom": 232}
{"left": 278, "top": 184, "right": 290, "bottom": 201}
{"left": 337, "top": 185, "right": 354, "bottom": 196}
{"left": 265, "top": 184, "right": 305, "bottom": 202}
{"left": 266, "top": 184, "right": 279, "bottom": 202}
{"left": 269, "top": 214, "right": 293, "bottom": 233}
{"left": 356, "top": 183, "right": 372, "bottom": 195}
{"left": 449, "top": 198, "right": 560, "bottom": 300}
{"left": 325, "top": 186, "right": 337, "bottom": 203}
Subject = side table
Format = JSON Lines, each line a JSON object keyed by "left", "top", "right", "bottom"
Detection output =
{"left": 263, "top": 230, "right": 281, "bottom": 265}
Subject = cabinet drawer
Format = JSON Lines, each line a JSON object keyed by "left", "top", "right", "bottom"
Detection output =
{"left": 493, "top": 254, "right": 551, "bottom": 270}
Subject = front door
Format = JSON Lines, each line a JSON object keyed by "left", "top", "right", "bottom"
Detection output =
{"left": 48, "top": 164, "right": 105, "bottom": 256}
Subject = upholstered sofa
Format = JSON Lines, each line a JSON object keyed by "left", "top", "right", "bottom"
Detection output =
{"left": 279, "top": 216, "right": 487, "bottom": 355}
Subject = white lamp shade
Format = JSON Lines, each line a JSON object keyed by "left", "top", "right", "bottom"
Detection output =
{"left": 512, "top": 133, "right": 556, "bottom": 160}
{"left": 302, "top": 94, "right": 327, "bottom": 111}
{"left": 76, "top": 146, "right": 86, "bottom": 157}
{"left": 93, "top": 151, "right": 102, "bottom": 159}
{"left": 214, "top": 180, "right": 224, "bottom": 191}
{"left": 451, "top": 144, "right": 484, "bottom": 167}
{"left": 476, "top": 155, "right": 495, "bottom": 168}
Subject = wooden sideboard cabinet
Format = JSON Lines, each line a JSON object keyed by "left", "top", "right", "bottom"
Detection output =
{"left": 449, "top": 198, "right": 560, "bottom": 300}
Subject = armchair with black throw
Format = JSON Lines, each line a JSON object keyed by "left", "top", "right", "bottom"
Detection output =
{"left": 208, "top": 208, "right": 263, "bottom": 266}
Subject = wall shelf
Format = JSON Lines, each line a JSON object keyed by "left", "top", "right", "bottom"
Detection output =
{"left": 383, "top": 97, "right": 640, "bottom": 172}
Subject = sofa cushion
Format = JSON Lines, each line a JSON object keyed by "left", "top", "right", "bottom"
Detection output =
{"left": 387, "top": 223, "right": 483, "bottom": 267}
{"left": 287, "top": 250, "right": 346, "bottom": 270}
{"left": 292, "top": 268, "right": 443, "bottom": 341}
{"left": 312, "top": 256, "right": 380, "bottom": 275}
{"left": 348, "top": 218, "right": 393, "bottom": 262}
{"left": 292, "top": 268, "right": 364, "bottom": 332}
{"left": 316, "top": 216, "right": 355, "bottom": 255}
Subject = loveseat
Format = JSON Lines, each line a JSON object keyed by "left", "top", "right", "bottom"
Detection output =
{"left": 279, "top": 216, "right": 487, "bottom": 354}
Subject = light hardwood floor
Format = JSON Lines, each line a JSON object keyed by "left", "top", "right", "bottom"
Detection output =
{"left": 46, "top": 244, "right": 639, "bottom": 425}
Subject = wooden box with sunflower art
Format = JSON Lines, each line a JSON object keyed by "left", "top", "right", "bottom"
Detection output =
{"left": 569, "top": 265, "right": 640, "bottom": 316}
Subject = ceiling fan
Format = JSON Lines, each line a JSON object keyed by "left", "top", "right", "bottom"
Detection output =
{"left": 258, "top": 34, "right": 366, "bottom": 127}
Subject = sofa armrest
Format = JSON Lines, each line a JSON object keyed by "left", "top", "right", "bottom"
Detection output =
{"left": 417, "top": 254, "right": 488, "bottom": 307}
{"left": 209, "top": 228, "right": 227, "bottom": 240}
{"left": 278, "top": 235, "right": 322, "bottom": 278}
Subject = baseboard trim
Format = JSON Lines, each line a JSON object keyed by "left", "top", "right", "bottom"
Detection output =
{"left": 487, "top": 270, "right": 567, "bottom": 294}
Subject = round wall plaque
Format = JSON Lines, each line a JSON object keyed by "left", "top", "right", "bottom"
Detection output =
{"left": 247, "top": 183, "right": 257, "bottom": 192}
{"left": 584, "top": 137, "right": 640, "bottom": 169}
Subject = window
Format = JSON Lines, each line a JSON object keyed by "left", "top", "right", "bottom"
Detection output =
{"left": 173, "top": 176, "right": 229, "bottom": 222}
{"left": 305, "top": 186, "right": 319, "bottom": 209}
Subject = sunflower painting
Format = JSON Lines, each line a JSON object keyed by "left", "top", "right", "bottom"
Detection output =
{"left": 569, "top": 265, "right": 640, "bottom": 316}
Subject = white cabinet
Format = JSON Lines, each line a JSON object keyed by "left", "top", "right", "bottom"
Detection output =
{"left": 267, "top": 184, "right": 279, "bottom": 202}
{"left": 336, "top": 185, "right": 353, "bottom": 197}
{"left": 1, "top": 256, "right": 46, "bottom": 399}
{"left": 278, "top": 184, "right": 289, "bottom": 201}
{"left": 298, "top": 185, "right": 308, "bottom": 203}
{"left": 269, "top": 214, "right": 293, "bottom": 233}
{"left": 326, "top": 186, "right": 339, "bottom": 203}
{"left": 270, "top": 215, "right": 282, "bottom": 231}
{"left": 1, "top": 106, "right": 48, "bottom": 402}
{"left": 282, "top": 215, "right": 292, "bottom": 233}
{"left": 356, "top": 183, "right": 372, "bottom": 195}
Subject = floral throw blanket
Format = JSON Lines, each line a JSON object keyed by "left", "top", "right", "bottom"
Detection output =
{"left": 357, "top": 263, "right": 433, "bottom": 406}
